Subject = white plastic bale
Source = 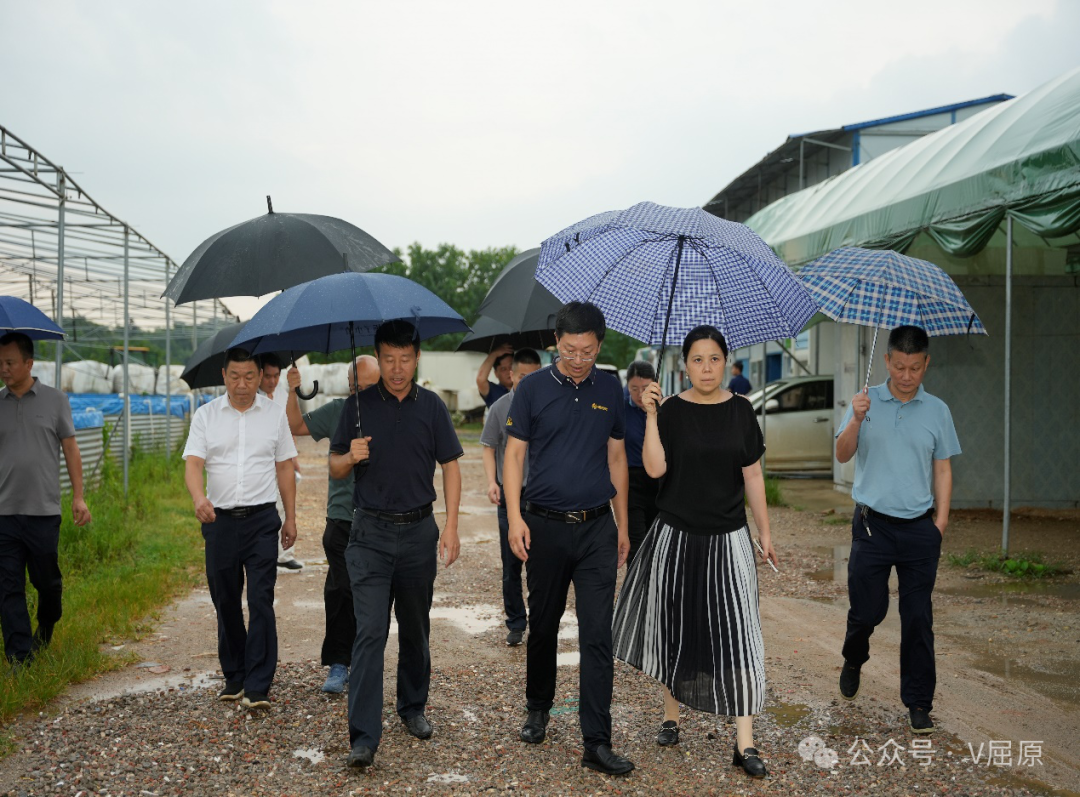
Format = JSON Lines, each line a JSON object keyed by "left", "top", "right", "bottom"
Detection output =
{"left": 67, "top": 361, "right": 111, "bottom": 394}
{"left": 31, "top": 360, "right": 56, "bottom": 388}
{"left": 111, "top": 363, "right": 156, "bottom": 394}
{"left": 157, "top": 364, "right": 191, "bottom": 395}
{"left": 322, "top": 363, "right": 350, "bottom": 396}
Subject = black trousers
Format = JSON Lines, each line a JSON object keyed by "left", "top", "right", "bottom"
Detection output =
{"left": 497, "top": 502, "right": 527, "bottom": 631}
{"left": 0, "top": 515, "right": 63, "bottom": 663}
{"left": 321, "top": 517, "right": 356, "bottom": 667}
{"left": 202, "top": 507, "right": 280, "bottom": 695}
{"left": 626, "top": 467, "right": 659, "bottom": 568}
{"left": 346, "top": 512, "right": 439, "bottom": 750}
{"left": 842, "top": 507, "right": 941, "bottom": 710}
{"left": 524, "top": 510, "right": 618, "bottom": 752}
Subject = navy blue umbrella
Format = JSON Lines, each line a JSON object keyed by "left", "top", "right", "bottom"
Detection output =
{"left": 0, "top": 295, "right": 65, "bottom": 340}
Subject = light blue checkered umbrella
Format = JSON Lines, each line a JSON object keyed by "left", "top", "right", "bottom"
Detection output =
{"left": 798, "top": 247, "right": 987, "bottom": 388}
{"left": 536, "top": 202, "right": 818, "bottom": 363}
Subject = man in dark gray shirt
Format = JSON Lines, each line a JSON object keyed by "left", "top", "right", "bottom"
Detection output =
{"left": 0, "top": 332, "right": 91, "bottom": 667}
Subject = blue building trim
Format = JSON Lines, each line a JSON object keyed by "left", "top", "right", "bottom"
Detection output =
{"left": 852, "top": 130, "right": 861, "bottom": 167}
{"left": 839, "top": 94, "right": 1013, "bottom": 132}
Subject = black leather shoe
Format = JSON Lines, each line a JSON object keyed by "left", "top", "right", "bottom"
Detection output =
{"left": 839, "top": 659, "right": 861, "bottom": 700}
{"left": 733, "top": 744, "right": 767, "bottom": 778}
{"left": 910, "top": 707, "right": 935, "bottom": 734}
{"left": 506, "top": 629, "right": 524, "bottom": 647}
{"left": 519, "top": 709, "right": 549, "bottom": 744}
{"left": 347, "top": 745, "right": 375, "bottom": 768}
{"left": 581, "top": 745, "right": 635, "bottom": 775}
{"left": 403, "top": 714, "right": 433, "bottom": 739}
{"left": 656, "top": 720, "right": 679, "bottom": 746}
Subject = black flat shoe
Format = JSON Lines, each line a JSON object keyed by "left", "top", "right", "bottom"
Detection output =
{"left": 656, "top": 720, "right": 679, "bottom": 746}
{"left": 581, "top": 744, "right": 635, "bottom": 775}
{"left": 733, "top": 744, "right": 767, "bottom": 778}
{"left": 520, "top": 709, "right": 549, "bottom": 744}
{"left": 347, "top": 745, "right": 375, "bottom": 768}
{"left": 403, "top": 713, "right": 433, "bottom": 739}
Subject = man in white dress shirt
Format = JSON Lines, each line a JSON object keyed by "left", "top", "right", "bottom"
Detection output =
{"left": 258, "top": 355, "right": 303, "bottom": 571}
{"left": 183, "top": 348, "right": 298, "bottom": 710}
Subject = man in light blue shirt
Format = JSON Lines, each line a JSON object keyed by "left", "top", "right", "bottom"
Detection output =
{"left": 833, "top": 326, "right": 960, "bottom": 736}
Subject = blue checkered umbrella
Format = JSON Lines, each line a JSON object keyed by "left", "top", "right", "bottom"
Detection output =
{"left": 536, "top": 202, "right": 818, "bottom": 359}
{"left": 798, "top": 247, "right": 987, "bottom": 387}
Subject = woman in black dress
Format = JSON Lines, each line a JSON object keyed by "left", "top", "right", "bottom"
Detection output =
{"left": 612, "top": 325, "right": 778, "bottom": 779}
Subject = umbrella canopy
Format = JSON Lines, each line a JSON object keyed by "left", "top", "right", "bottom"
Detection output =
{"left": 536, "top": 202, "right": 818, "bottom": 353}
{"left": 228, "top": 272, "right": 469, "bottom": 355}
{"left": 163, "top": 197, "right": 399, "bottom": 305}
{"left": 0, "top": 295, "right": 65, "bottom": 341}
{"left": 475, "top": 248, "right": 564, "bottom": 331}
{"left": 455, "top": 314, "right": 557, "bottom": 354}
{"left": 798, "top": 248, "right": 988, "bottom": 336}
{"left": 180, "top": 322, "right": 298, "bottom": 389}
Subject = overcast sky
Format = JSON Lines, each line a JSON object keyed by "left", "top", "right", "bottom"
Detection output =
{"left": 2, "top": 1, "right": 1077, "bottom": 318}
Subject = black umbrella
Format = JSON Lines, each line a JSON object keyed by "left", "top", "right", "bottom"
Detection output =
{"left": 475, "top": 248, "right": 563, "bottom": 331}
{"left": 181, "top": 322, "right": 302, "bottom": 391}
{"left": 455, "top": 314, "right": 556, "bottom": 353}
{"left": 163, "top": 196, "right": 399, "bottom": 305}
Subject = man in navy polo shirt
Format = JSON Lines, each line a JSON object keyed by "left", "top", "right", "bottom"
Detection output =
{"left": 503, "top": 301, "right": 634, "bottom": 777}
{"left": 834, "top": 325, "right": 961, "bottom": 736}
{"left": 329, "top": 320, "right": 463, "bottom": 770}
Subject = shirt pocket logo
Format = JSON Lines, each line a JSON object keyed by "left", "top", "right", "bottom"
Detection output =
{"left": 591, "top": 403, "right": 608, "bottom": 411}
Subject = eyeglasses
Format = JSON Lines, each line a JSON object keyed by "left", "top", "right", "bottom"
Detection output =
{"left": 557, "top": 348, "right": 597, "bottom": 364}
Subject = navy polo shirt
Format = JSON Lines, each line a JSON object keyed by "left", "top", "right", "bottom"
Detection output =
{"left": 330, "top": 380, "right": 463, "bottom": 513}
{"left": 483, "top": 381, "right": 509, "bottom": 408}
{"left": 624, "top": 390, "right": 648, "bottom": 469}
{"left": 505, "top": 364, "right": 625, "bottom": 511}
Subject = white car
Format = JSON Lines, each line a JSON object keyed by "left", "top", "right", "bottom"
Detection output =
{"left": 747, "top": 375, "right": 835, "bottom": 473}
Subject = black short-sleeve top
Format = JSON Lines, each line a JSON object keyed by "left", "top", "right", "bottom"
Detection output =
{"left": 655, "top": 394, "right": 765, "bottom": 535}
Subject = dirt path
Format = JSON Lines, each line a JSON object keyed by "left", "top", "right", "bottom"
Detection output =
{"left": 2, "top": 435, "right": 1078, "bottom": 795}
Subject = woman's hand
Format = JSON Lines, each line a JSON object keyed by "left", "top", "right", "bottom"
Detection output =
{"left": 642, "top": 382, "right": 663, "bottom": 416}
{"left": 756, "top": 533, "right": 779, "bottom": 568}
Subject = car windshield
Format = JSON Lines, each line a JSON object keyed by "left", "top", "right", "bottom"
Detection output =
{"left": 746, "top": 381, "right": 788, "bottom": 408}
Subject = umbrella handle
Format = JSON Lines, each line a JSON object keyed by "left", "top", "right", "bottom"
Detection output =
{"left": 295, "top": 380, "right": 319, "bottom": 400}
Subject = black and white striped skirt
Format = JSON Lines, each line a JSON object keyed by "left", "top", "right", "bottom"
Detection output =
{"left": 612, "top": 518, "right": 766, "bottom": 716}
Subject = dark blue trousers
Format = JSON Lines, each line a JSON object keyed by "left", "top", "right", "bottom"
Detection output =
{"left": 497, "top": 503, "right": 527, "bottom": 632}
{"left": 626, "top": 467, "right": 659, "bottom": 569}
{"left": 202, "top": 507, "right": 280, "bottom": 695}
{"left": 346, "top": 512, "right": 439, "bottom": 750}
{"left": 842, "top": 507, "right": 941, "bottom": 710}
{"left": 0, "top": 515, "right": 63, "bottom": 663}
{"left": 321, "top": 517, "right": 356, "bottom": 667}
{"left": 524, "top": 510, "right": 617, "bottom": 752}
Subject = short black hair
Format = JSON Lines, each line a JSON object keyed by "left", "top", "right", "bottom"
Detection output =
{"left": 493, "top": 352, "right": 514, "bottom": 370}
{"left": 681, "top": 325, "right": 729, "bottom": 362}
{"left": 731, "top": 361, "right": 743, "bottom": 374}
{"left": 555, "top": 301, "right": 606, "bottom": 343}
{"left": 224, "top": 347, "right": 261, "bottom": 368}
{"left": 513, "top": 348, "right": 541, "bottom": 366}
{"left": 626, "top": 360, "right": 655, "bottom": 381}
{"left": 0, "top": 332, "right": 34, "bottom": 360}
{"left": 259, "top": 353, "right": 283, "bottom": 371}
{"left": 887, "top": 325, "right": 929, "bottom": 356}
{"left": 375, "top": 319, "right": 420, "bottom": 354}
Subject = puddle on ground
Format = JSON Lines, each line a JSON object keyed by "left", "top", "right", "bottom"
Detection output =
{"left": 290, "top": 599, "right": 324, "bottom": 610}
{"left": 971, "top": 653, "right": 1080, "bottom": 706}
{"left": 391, "top": 604, "right": 504, "bottom": 637}
{"left": 86, "top": 669, "right": 220, "bottom": 700}
{"left": 940, "top": 581, "right": 1080, "bottom": 603}
{"left": 427, "top": 772, "right": 469, "bottom": 784}
{"left": 557, "top": 651, "right": 580, "bottom": 667}
{"left": 292, "top": 748, "right": 324, "bottom": 765}
{"left": 765, "top": 702, "right": 811, "bottom": 728}
{"left": 809, "top": 544, "right": 850, "bottom": 585}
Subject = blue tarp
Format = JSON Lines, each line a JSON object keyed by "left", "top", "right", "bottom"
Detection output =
{"left": 67, "top": 394, "right": 189, "bottom": 418}
{"left": 71, "top": 409, "right": 105, "bottom": 430}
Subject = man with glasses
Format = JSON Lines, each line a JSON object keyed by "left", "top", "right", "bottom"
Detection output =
{"left": 503, "top": 301, "right": 634, "bottom": 776}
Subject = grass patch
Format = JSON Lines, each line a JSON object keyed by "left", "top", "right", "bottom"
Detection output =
{"left": 764, "top": 476, "right": 785, "bottom": 507}
{"left": 0, "top": 447, "right": 203, "bottom": 726}
{"left": 821, "top": 515, "right": 850, "bottom": 526}
{"left": 947, "top": 548, "right": 1067, "bottom": 579}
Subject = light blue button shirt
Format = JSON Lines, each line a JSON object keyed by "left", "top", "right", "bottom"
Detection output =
{"left": 836, "top": 381, "right": 961, "bottom": 518}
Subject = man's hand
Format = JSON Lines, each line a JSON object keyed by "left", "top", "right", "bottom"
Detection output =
{"left": 280, "top": 517, "right": 297, "bottom": 549}
{"left": 933, "top": 515, "right": 947, "bottom": 537}
{"left": 350, "top": 436, "right": 372, "bottom": 464}
{"left": 508, "top": 515, "right": 531, "bottom": 562}
{"left": 440, "top": 524, "right": 461, "bottom": 567}
{"left": 617, "top": 526, "right": 630, "bottom": 568}
{"left": 71, "top": 497, "right": 91, "bottom": 527}
{"left": 287, "top": 367, "right": 301, "bottom": 391}
{"left": 852, "top": 387, "right": 870, "bottom": 422}
{"left": 487, "top": 481, "right": 501, "bottom": 505}
{"left": 194, "top": 496, "right": 216, "bottom": 524}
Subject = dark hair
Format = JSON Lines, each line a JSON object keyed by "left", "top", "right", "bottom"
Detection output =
{"left": 259, "top": 353, "right": 282, "bottom": 371}
{"left": 0, "top": 332, "right": 34, "bottom": 360}
{"left": 224, "top": 347, "right": 260, "bottom": 368}
{"left": 681, "top": 325, "right": 729, "bottom": 362}
{"left": 731, "top": 361, "right": 743, "bottom": 374}
{"left": 374, "top": 319, "right": 420, "bottom": 354}
{"left": 887, "top": 325, "right": 929, "bottom": 355}
{"left": 626, "top": 360, "right": 655, "bottom": 381}
{"left": 493, "top": 352, "right": 514, "bottom": 370}
{"left": 513, "top": 348, "right": 541, "bottom": 366}
{"left": 555, "top": 301, "right": 606, "bottom": 343}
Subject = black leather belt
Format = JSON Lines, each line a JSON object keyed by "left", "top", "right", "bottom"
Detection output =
{"left": 361, "top": 504, "right": 433, "bottom": 525}
{"left": 524, "top": 501, "right": 611, "bottom": 524}
{"left": 216, "top": 502, "right": 276, "bottom": 518}
{"left": 859, "top": 505, "right": 934, "bottom": 525}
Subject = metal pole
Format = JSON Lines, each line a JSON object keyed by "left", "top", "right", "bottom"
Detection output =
{"left": 799, "top": 139, "right": 805, "bottom": 191}
{"left": 123, "top": 226, "right": 130, "bottom": 496}
{"left": 55, "top": 174, "right": 66, "bottom": 387}
{"left": 165, "top": 261, "right": 172, "bottom": 457}
{"left": 192, "top": 303, "right": 197, "bottom": 349}
{"left": 1002, "top": 216, "right": 1013, "bottom": 555}
{"left": 760, "top": 340, "right": 768, "bottom": 473}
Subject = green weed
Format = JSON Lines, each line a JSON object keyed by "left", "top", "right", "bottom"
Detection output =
{"left": 948, "top": 548, "right": 1066, "bottom": 579}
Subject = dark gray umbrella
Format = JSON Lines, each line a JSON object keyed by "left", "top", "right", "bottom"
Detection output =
{"left": 455, "top": 314, "right": 556, "bottom": 353}
{"left": 163, "top": 196, "right": 399, "bottom": 305}
{"left": 181, "top": 322, "right": 301, "bottom": 391}
{"left": 475, "top": 248, "right": 563, "bottom": 331}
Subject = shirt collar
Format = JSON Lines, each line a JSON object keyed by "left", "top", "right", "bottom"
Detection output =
{"left": 874, "top": 380, "right": 926, "bottom": 403}
{"left": 549, "top": 360, "right": 597, "bottom": 386}
{"left": 1, "top": 377, "right": 38, "bottom": 399}
{"left": 377, "top": 379, "right": 419, "bottom": 402}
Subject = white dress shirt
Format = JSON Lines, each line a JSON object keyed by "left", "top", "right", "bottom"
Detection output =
{"left": 259, "top": 387, "right": 289, "bottom": 409}
{"left": 183, "top": 394, "right": 298, "bottom": 509}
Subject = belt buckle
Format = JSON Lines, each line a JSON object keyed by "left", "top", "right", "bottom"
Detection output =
{"left": 565, "top": 510, "right": 584, "bottom": 523}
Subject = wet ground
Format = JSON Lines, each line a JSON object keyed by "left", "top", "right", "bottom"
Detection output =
{"left": 1, "top": 437, "right": 1078, "bottom": 795}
